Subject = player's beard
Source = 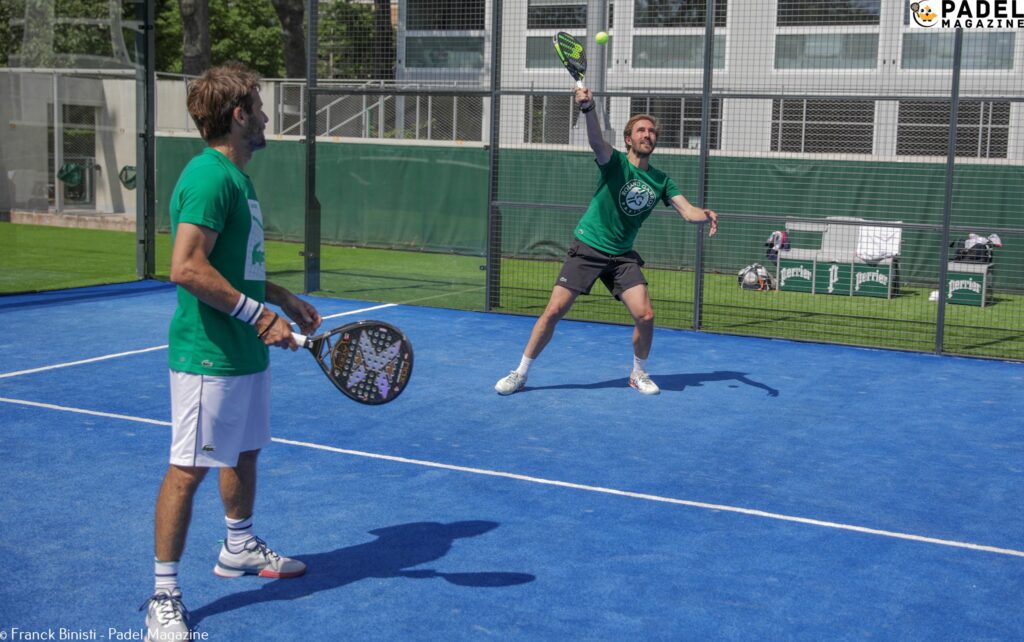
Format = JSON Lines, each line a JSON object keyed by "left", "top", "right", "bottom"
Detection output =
{"left": 629, "top": 137, "right": 656, "bottom": 159}
{"left": 245, "top": 114, "right": 267, "bottom": 151}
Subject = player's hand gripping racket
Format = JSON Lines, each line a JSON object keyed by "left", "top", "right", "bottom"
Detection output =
{"left": 293, "top": 320, "right": 413, "bottom": 405}
{"left": 553, "top": 31, "right": 587, "bottom": 89}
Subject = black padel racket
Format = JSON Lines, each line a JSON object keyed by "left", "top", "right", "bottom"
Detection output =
{"left": 553, "top": 31, "right": 587, "bottom": 89}
{"left": 293, "top": 320, "right": 413, "bottom": 405}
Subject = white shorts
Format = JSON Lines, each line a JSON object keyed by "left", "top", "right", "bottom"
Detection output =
{"left": 169, "top": 369, "right": 271, "bottom": 468}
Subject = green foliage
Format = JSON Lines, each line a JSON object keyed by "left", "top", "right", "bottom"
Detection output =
{"left": 155, "top": 0, "right": 286, "bottom": 77}
{"left": 155, "top": 0, "right": 184, "bottom": 73}
{"left": 0, "top": 2, "right": 12, "bottom": 66}
{"left": 209, "top": 0, "right": 286, "bottom": 77}
{"left": 319, "top": 1, "right": 376, "bottom": 79}
{"left": 3, "top": 0, "right": 388, "bottom": 80}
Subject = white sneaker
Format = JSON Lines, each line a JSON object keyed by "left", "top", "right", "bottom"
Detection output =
{"left": 141, "top": 588, "right": 191, "bottom": 641}
{"left": 495, "top": 371, "right": 527, "bottom": 395}
{"left": 629, "top": 371, "right": 660, "bottom": 395}
{"left": 214, "top": 536, "right": 307, "bottom": 579}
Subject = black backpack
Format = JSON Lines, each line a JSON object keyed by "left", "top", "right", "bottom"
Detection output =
{"left": 951, "top": 239, "right": 994, "bottom": 263}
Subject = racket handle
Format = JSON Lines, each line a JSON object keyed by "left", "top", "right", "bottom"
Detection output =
{"left": 292, "top": 332, "right": 310, "bottom": 349}
{"left": 576, "top": 80, "right": 584, "bottom": 89}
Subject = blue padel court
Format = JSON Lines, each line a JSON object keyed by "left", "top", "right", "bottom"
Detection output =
{"left": 1, "top": 281, "right": 1022, "bottom": 640}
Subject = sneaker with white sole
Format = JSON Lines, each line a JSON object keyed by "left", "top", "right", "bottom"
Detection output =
{"left": 214, "top": 536, "right": 307, "bottom": 579}
{"left": 495, "top": 371, "right": 527, "bottom": 395}
{"left": 141, "top": 588, "right": 191, "bottom": 641}
{"left": 629, "top": 371, "right": 660, "bottom": 395}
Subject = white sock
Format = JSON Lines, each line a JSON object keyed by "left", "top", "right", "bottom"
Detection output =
{"left": 515, "top": 355, "right": 534, "bottom": 376}
{"left": 225, "top": 515, "right": 254, "bottom": 551}
{"left": 154, "top": 559, "right": 179, "bottom": 594}
{"left": 633, "top": 355, "right": 647, "bottom": 374}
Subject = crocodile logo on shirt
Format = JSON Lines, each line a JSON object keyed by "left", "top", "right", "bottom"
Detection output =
{"left": 619, "top": 180, "right": 657, "bottom": 217}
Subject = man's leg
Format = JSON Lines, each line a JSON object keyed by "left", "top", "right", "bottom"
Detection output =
{"left": 214, "top": 449, "right": 306, "bottom": 579}
{"left": 219, "top": 449, "right": 258, "bottom": 520}
{"left": 620, "top": 283, "right": 654, "bottom": 359}
{"left": 620, "top": 284, "right": 659, "bottom": 395}
{"left": 496, "top": 285, "right": 578, "bottom": 395}
{"left": 524, "top": 285, "right": 579, "bottom": 358}
{"left": 146, "top": 465, "right": 207, "bottom": 638}
{"left": 154, "top": 465, "right": 208, "bottom": 563}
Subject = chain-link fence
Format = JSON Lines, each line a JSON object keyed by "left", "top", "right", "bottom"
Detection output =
{"left": 291, "top": 0, "right": 1023, "bottom": 361}
{"left": 4, "top": 1, "right": 1022, "bottom": 361}
{"left": 1, "top": 0, "right": 144, "bottom": 293}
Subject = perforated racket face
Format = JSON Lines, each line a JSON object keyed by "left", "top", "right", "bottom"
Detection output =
{"left": 553, "top": 32, "right": 587, "bottom": 83}
{"left": 310, "top": 321, "right": 413, "bottom": 405}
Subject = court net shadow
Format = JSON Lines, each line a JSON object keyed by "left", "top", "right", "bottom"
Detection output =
{"left": 190, "top": 520, "right": 534, "bottom": 625}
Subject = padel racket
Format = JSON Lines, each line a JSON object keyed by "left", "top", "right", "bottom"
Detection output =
{"left": 553, "top": 31, "right": 587, "bottom": 89}
{"left": 293, "top": 320, "right": 413, "bottom": 405}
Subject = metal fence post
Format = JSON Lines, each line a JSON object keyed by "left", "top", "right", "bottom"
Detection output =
{"left": 485, "top": 0, "right": 504, "bottom": 311}
{"left": 693, "top": 0, "right": 716, "bottom": 331}
{"left": 304, "top": 0, "right": 321, "bottom": 293}
{"left": 935, "top": 28, "right": 964, "bottom": 354}
{"left": 136, "top": 0, "right": 156, "bottom": 279}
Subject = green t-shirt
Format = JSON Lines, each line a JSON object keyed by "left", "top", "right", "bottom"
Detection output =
{"left": 167, "top": 147, "right": 269, "bottom": 376}
{"left": 573, "top": 149, "right": 681, "bottom": 255}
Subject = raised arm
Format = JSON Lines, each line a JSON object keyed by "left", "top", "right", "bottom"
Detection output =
{"left": 575, "top": 87, "right": 612, "bottom": 165}
{"left": 669, "top": 194, "right": 718, "bottom": 237}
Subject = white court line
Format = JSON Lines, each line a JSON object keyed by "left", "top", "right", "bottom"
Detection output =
{"left": 0, "top": 345, "right": 169, "bottom": 379}
{"left": 2, "top": 394, "right": 1022, "bottom": 560}
{"left": 0, "top": 303, "right": 398, "bottom": 380}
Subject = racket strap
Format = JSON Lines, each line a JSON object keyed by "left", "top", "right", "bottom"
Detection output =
{"left": 257, "top": 312, "right": 279, "bottom": 339}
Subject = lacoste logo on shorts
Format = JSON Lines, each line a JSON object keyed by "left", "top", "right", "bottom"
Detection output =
{"left": 559, "top": 277, "right": 568, "bottom": 282}
{"left": 201, "top": 360, "right": 214, "bottom": 367}
{"left": 202, "top": 445, "right": 216, "bottom": 452}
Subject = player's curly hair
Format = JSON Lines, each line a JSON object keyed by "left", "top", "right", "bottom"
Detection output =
{"left": 186, "top": 62, "right": 262, "bottom": 142}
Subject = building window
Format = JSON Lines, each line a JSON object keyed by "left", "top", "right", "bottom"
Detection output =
{"left": 771, "top": 100, "right": 874, "bottom": 154}
{"left": 632, "top": 35, "right": 724, "bottom": 69}
{"left": 901, "top": 32, "right": 1014, "bottom": 70}
{"left": 633, "top": 0, "right": 727, "bottom": 28}
{"left": 527, "top": 34, "right": 614, "bottom": 68}
{"left": 776, "top": 0, "right": 880, "bottom": 26}
{"left": 408, "top": 0, "right": 485, "bottom": 30}
{"left": 775, "top": 34, "right": 878, "bottom": 69}
{"left": 529, "top": 0, "right": 615, "bottom": 29}
{"left": 629, "top": 96, "right": 721, "bottom": 150}
{"left": 406, "top": 37, "right": 485, "bottom": 69}
{"left": 896, "top": 101, "right": 1010, "bottom": 158}
{"left": 524, "top": 95, "right": 575, "bottom": 144}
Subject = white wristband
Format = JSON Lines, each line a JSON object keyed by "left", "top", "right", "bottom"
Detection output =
{"left": 230, "top": 294, "right": 264, "bottom": 326}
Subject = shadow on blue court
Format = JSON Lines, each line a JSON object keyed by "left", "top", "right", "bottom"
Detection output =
{"left": 191, "top": 521, "right": 535, "bottom": 625}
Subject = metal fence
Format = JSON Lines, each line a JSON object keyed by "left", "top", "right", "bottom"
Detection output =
{"left": 298, "top": 0, "right": 1024, "bottom": 361}
{"left": 3, "top": 0, "right": 1023, "bottom": 361}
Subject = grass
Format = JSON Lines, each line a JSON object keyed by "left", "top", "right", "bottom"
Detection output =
{"left": 3, "top": 223, "right": 1021, "bottom": 361}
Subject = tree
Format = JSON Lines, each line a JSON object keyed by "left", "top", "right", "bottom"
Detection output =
{"left": 270, "top": 0, "right": 305, "bottom": 78}
{"left": 0, "top": 1, "right": 14, "bottom": 66}
{"left": 372, "top": 0, "right": 394, "bottom": 79}
{"left": 178, "top": 0, "right": 210, "bottom": 75}
{"left": 157, "top": 0, "right": 285, "bottom": 77}
{"left": 318, "top": 0, "right": 375, "bottom": 79}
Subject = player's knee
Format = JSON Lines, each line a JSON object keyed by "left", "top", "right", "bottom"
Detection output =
{"left": 636, "top": 309, "right": 654, "bottom": 325}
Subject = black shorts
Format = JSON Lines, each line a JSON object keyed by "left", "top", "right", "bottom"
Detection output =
{"left": 555, "top": 239, "right": 647, "bottom": 300}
